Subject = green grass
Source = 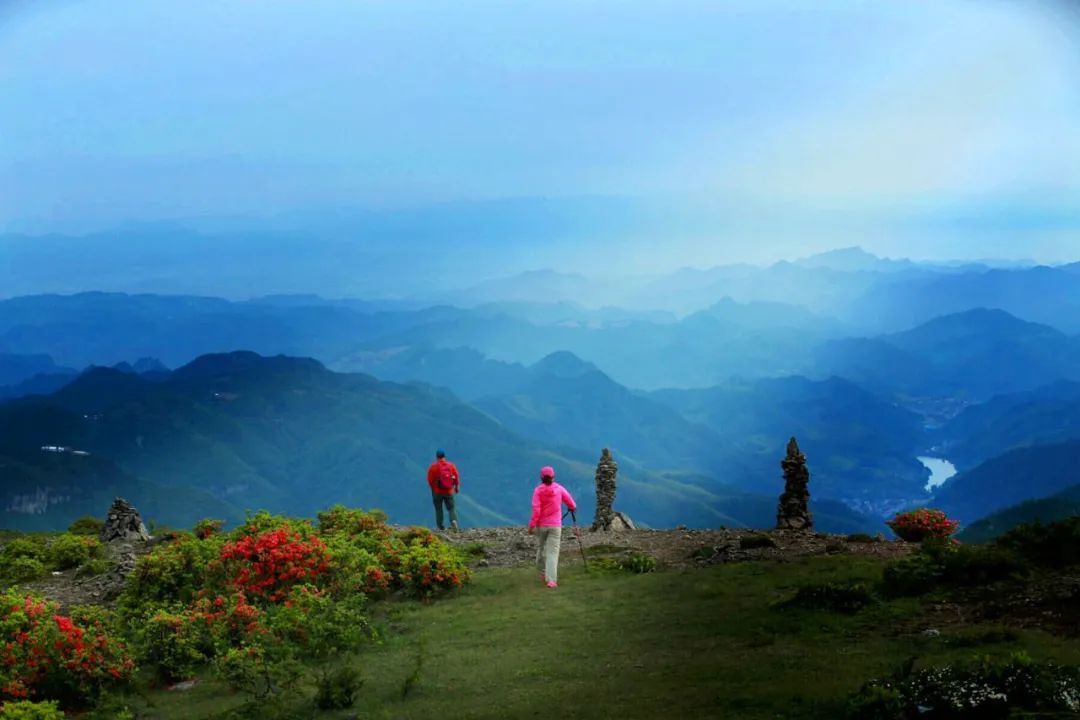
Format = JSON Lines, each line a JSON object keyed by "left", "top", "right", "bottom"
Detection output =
{"left": 136, "top": 557, "right": 1080, "bottom": 720}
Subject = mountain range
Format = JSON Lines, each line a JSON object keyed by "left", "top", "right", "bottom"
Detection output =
{"left": 0, "top": 351, "right": 880, "bottom": 534}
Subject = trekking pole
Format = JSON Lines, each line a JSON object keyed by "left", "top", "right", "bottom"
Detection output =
{"left": 569, "top": 509, "right": 589, "bottom": 573}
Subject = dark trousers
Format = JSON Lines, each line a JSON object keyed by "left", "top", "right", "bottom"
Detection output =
{"left": 432, "top": 492, "right": 457, "bottom": 530}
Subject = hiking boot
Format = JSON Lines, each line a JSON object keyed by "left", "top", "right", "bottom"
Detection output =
{"left": 546, "top": 581, "right": 558, "bottom": 589}
{"left": 450, "top": 520, "right": 459, "bottom": 531}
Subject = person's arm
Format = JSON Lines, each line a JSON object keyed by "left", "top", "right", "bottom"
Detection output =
{"left": 562, "top": 487, "right": 577, "bottom": 513}
{"left": 452, "top": 463, "right": 461, "bottom": 493}
{"left": 528, "top": 487, "right": 541, "bottom": 529}
{"left": 426, "top": 464, "right": 437, "bottom": 492}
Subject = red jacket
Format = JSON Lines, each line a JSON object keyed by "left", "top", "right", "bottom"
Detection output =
{"left": 427, "top": 459, "right": 460, "bottom": 495}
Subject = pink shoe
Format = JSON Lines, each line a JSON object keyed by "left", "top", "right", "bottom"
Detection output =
{"left": 546, "top": 581, "right": 557, "bottom": 589}
{"left": 539, "top": 573, "right": 546, "bottom": 583}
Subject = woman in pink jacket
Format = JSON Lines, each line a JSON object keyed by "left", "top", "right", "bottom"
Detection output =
{"left": 528, "top": 465, "right": 577, "bottom": 588}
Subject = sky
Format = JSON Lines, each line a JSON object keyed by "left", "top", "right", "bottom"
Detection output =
{"left": 2, "top": 0, "right": 1080, "bottom": 268}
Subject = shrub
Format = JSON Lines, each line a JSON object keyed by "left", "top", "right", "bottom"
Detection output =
{"left": 218, "top": 519, "right": 331, "bottom": 602}
{"left": 66, "top": 517, "right": 103, "bottom": 537}
{"left": 75, "top": 558, "right": 111, "bottom": 578}
{"left": 314, "top": 664, "right": 363, "bottom": 710}
{"left": 996, "top": 516, "right": 1080, "bottom": 569}
{"left": 0, "top": 700, "right": 65, "bottom": 720}
{"left": 882, "top": 541, "right": 1026, "bottom": 598}
{"left": 0, "top": 590, "right": 135, "bottom": 707}
{"left": 44, "top": 534, "right": 101, "bottom": 571}
{"left": 887, "top": 508, "right": 959, "bottom": 542}
{"left": 120, "top": 534, "right": 223, "bottom": 611}
{"left": 739, "top": 534, "right": 776, "bottom": 550}
{"left": 192, "top": 518, "right": 224, "bottom": 540}
{"left": 3, "top": 559, "right": 45, "bottom": 584}
{"left": 882, "top": 553, "right": 942, "bottom": 598}
{"left": 783, "top": 582, "right": 875, "bottom": 614}
{"left": 139, "top": 607, "right": 216, "bottom": 681}
{"left": 619, "top": 553, "right": 657, "bottom": 574}
{"left": 395, "top": 535, "right": 469, "bottom": 599}
{"left": 848, "top": 653, "right": 1080, "bottom": 719}
{"left": 316, "top": 505, "right": 388, "bottom": 537}
{"left": 1, "top": 540, "right": 44, "bottom": 562}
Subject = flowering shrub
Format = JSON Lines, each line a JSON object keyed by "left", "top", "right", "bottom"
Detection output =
{"left": 0, "top": 590, "right": 134, "bottom": 707}
{"left": 887, "top": 508, "right": 960, "bottom": 542}
{"left": 848, "top": 653, "right": 1080, "bottom": 719}
{"left": 219, "top": 520, "right": 331, "bottom": 602}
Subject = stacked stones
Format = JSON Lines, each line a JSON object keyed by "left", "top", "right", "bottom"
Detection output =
{"left": 591, "top": 448, "right": 618, "bottom": 531}
{"left": 100, "top": 497, "right": 151, "bottom": 542}
{"left": 776, "top": 437, "right": 814, "bottom": 531}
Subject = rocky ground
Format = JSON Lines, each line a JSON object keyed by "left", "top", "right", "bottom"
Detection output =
{"left": 438, "top": 526, "right": 914, "bottom": 569}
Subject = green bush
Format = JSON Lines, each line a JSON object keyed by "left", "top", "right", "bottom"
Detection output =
{"left": 1, "top": 539, "right": 44, "bottom": 562}
{"left": 739, "top": 534, "right": 777, "bottom": 550}
{"left": 316, "top": 505, "right": 388, "bottom": 536}
{"left": 67, "top": 516, "right": 103, "bottom": 537}
{"left": 619, "top": 553, "right": 657, "bottom": 574}
{"left": 192, "top": 518, "right": 224, "bottom": 540}
{"left": 882, "top": 553, "right": 943, "bottom": 598}
{"left": 76, "top": 557, "right": 111, "bottom": 577}
{"left": 139, "top": 607, "right": 215, "bottom": 681}
{"left": 783, "top": 582, "right": 875, "bottom": 614}
{"left": 120, "top": 534, "right": 223, "bottom": 611}
{"left": 4, "top": 557, "right": 46, "bottom": 583}
{"left": 848, "top": 653, "right": 1080, "bottom": 719}
{"left": 314, "top": 665, "right": 363, "bottom": 710}
{"left": 0, "top": 701, "right": 65, "bottom": 720}
{"left": 395, "top": 533, "right": 469, "bottom": 598}
{"left": 45, "top": 534, "right": 101, "bottom": 571}
{"left": 882, "top": 541, "right": 1026, "bottom": 598}
{"left": 996, "top": 516, "right": 1080, "bottom": 569}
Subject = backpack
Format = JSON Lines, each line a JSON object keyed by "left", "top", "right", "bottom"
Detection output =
{"left": 436, "top": 461, "right": 456, "bottom": 492}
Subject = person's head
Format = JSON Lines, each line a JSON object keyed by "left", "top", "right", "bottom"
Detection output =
{"left": 436, "top": 448, "right": 446, "bottom": 460}
{"left": 540, "top": 466, "right": 555, "bottom": 484}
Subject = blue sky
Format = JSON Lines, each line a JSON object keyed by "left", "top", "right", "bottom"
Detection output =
{"left": 2, "top": 0, "right": 1079, "bottom": 266}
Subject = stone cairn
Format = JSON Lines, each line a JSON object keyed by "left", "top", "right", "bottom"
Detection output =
{"left": 591, "top": 448, "right": 635, "bottom": 531}
{"left": 776, "top": 437, "right": 813, "bottom": 531}
{"left": 591, "top": 448, "right": 618, "bottom": 530}
{"left": 100, "top": 497, "right": 150, "bottom": 542}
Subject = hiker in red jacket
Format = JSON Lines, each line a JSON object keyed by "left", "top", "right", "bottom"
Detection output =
{"left": 426, "top": 448, "right": 460, "bottom": 531}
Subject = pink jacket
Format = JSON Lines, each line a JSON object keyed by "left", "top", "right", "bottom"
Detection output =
{"left": 529, "top": 481, "right": 577, "bottom": 529}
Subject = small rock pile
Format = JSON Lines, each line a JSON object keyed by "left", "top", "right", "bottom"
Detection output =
{"left": 776, "top": 437, "right": 813, "bottom": 531}
{"left": 100, "top": 497, "right": 151, "bottom": 543}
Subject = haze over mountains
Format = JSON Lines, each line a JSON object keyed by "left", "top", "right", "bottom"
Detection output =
{"left": 1, "top": 245, "right": 1079, "bottom": 537}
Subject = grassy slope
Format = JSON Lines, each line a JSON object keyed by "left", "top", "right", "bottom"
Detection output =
{"left": 139, "top": 557, "right": 1080, "bottom": 720}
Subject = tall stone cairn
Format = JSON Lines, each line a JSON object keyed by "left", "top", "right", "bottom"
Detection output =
{"left": 591, "top": 448, "right": 618, "bottom": 531}
{"left": 776, "top": 437, "right": 813, "bottom": 530}
{"left": 100, "top": 497, "right": 150, "bottom": 542}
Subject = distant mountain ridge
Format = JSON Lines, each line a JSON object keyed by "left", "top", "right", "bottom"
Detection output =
{"left": 0, "top": 351, "right": 882, "bottom": 534}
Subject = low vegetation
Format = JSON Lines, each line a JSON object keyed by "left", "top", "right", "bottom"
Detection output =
{"left": 0, "top": 514, "right": 1078, "bottom": 718}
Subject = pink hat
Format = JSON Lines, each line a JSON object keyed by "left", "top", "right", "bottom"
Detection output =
{"left": 540, "top": 466, "right": 555, "bottom": 479}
